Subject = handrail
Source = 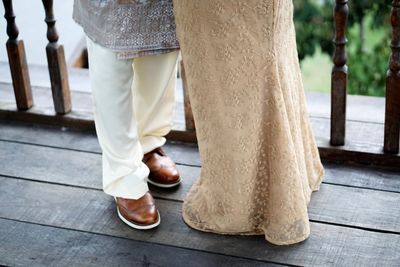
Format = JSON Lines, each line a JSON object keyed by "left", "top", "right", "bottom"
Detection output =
{"left": 1, "top": 0, "right": 400, "bottom": 155}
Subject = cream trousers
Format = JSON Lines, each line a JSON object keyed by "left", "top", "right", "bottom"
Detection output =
{"left": 86, "top": 37, "right": 179, "bottom": 199}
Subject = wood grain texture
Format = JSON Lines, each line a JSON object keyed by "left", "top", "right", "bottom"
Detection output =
{"left": 0, "top": 134, "right": 399, "bottom": 191}
{"left": 331, "top": 0, "right": 349, "bottom": 146}
{"left": 1, "top": 74, "right": 399, "bottom": 169}
{"left": 384, "top": 0, "right": 400, "bottom": 154}
{"left": 0, "top": 177, "right": 399, "bottom": 267}
{"left": 0, "top": 219, "right": 278, "bottom": 267}
{"left": 0, "top": 119, "right": 200, "bottom": 165}
{"left": 42, "top": 0, "right": 71, "bottom": 114}
{"left": 0, "top": 141, "right": 400, "bottom": 233}
{"left": 2, "top": 0, "right": 33, "bottom": 110}
{"left": 1, "top": 111, "right": 399, "bottom": 169}
{"left": 0, "top": 120, "right": 399, "bottom": 189}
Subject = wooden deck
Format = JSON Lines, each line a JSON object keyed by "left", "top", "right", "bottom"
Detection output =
{"left": 0, "top": 62, "right": 400, "bottom": 169}
{"left": 0, "top": 119, "right": 399, "bottom": 266}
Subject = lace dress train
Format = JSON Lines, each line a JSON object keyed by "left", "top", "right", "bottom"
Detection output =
{"left": 173, "top": 0, "right": 325, "bottom": 245}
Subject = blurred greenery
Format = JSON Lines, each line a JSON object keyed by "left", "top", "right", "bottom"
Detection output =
{"left": 294, "top": 0, "right": 391, "bottom": 96}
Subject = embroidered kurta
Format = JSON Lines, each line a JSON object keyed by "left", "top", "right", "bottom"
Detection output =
{"left": 73, "top": 0, "right": 179, "bottom": 59}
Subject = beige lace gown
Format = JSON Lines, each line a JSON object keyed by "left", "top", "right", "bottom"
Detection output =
{"left": 173, "top": 0, "right": 325, "bottom": 245}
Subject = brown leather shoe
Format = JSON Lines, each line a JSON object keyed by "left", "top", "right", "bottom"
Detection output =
{"left": 114, "top": 192, "right": 160, "bottom": 230}
{"left": 143, "top": 147, "right": 181, "bottom": 188}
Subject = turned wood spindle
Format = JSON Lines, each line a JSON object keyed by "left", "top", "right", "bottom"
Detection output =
{"left": 384, "top": 0, "right": 400, "bottom": 154}
{"left": 331, "top": 0, "right": 349, "bottom": 146}
{"left": 42, "top": 0, "right": 71, "bottom": 114}
{"left": 180, "top": 60, "right": 195, "bottom": 131}
{"left": 2, "top": 0, "right": 33, "bottom": 110}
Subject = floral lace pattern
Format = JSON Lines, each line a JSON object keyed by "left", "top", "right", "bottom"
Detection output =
{"left": 73, "top": 0, "right": 179, "bottom": 58}
{"left": 173, "top": 0, "right": 325, "bottom": 245}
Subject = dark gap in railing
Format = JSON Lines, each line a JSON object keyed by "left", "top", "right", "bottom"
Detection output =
{"left": 72, "top": 47, "right": 89, "bottom": 69}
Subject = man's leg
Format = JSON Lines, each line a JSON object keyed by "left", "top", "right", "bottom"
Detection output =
{"left": 86, "top": 37, "right": 149, "bottom": 199}
{"left": 86, "top": 37, "right": 160, "bottom": 229}
{"left": 132, "top": 51, "right": 181, "bottom": 187}
{"left": 133, "top": 50, "right": 179, "bottom": 153}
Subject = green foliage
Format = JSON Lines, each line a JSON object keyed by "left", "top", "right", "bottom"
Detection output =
{"left": 293, "top": 0, "right": 391, "bottom": 96}
{"left": 347, "top": 18, "right": 390, "bottom": 96}
{"left": 294, "top": 0, "right": 333, "bottom": 60}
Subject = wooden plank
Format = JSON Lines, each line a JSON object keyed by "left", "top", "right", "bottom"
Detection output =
{"left": 305, "top": 92, "right": 385, "bottom": 124}
{"left": 0, "top": 119, "right": 101, "bottom": 152}
{"left": 0, "top": 141, "right": 400, "bottom": 233}
{"left": 0, "top": 61, "right": 91, "bottom": 93}
{"left": 0, "top": 119, "right": 200, "bottom": 165}
{"left": 0, "top": 116, "right": 393, "bottom": 165}
{"left": 312, "top": 117, "right": 400, "bottom": 169}
{"left": 0, "top": 102, "right": 95, "bottom": 131}
{"left": 309, "top": 184, "right": 400, "bottom": 233}
{"left": 0, "top": 219, "right": 277, "bottom": 267}
{"left": 0, "top": 82, "right": 193, "bottom": 140}
{"left": 0, "top": 118, "right": 399, "bottom": 182}
{"left": 322, "top": 162, "right": 400, "bottom": 193}
{"left": 0, "top": 177, "right": 399, "bottom": 266}
{"left": 1, "top": 77, "right": 399, "bottom": 167}
{"left": 1, "top": 112, "right": 400, "bottom": 169}
{"left": 0, "top": 135, "right": 399, "bottom": 193}
{"left": 311, "top": 117, "right": 385, "bottom": 153}
{"left": 1, "top": 101, "right": 399, "bottom": 167}
{"left": 0, "top": 82, "right": 92, "bottom": 112}
{"left": 0, "top": 115, "right": 383, "bottom": 157}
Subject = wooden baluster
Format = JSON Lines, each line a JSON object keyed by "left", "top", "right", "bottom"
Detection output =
{"left": 2, "top": 0, "right": 33, "bottom": 110}
{"left": 384, "top": 0, "right": 400, "bottom": 154}
{"left": 180, "top": 60, "right": 195, "bottom": 131}
{"left": 42, "top": 0, "right": 71, "bottom": 114}
{"left": 331, "top": 0, "right": 349, "bottom": 146}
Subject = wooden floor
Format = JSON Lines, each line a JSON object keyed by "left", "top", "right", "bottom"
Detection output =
{"left": 0, "top": 119, "right": 399, "bottom": 267}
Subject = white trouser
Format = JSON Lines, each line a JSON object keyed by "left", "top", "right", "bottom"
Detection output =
{"left": 86, "top": 37, "right": 179, "bottom": 199}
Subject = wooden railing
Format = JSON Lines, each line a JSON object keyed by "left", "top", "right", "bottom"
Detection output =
{"left": 385, "top": 0, "right": 400, "bottom": 154}
{"left": 42, "top": 0, "right": 71, "bottom": 114}
{"left": 331, "top": 0, "right": 400, "bottom": 155}
{"left": 331, "top": 0, "right": 348, "bottom": 147}
{"left": 1, "top": 0, "right": 400, "bottom": 163}
{"left": 3, "top": 0, "right": 32, "bottom": 110}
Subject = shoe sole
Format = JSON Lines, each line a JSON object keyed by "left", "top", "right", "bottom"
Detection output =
{"left": 114, "top": 197, "right": 161, "bottom": 230}
{"left": 147, "top": 178, "right": 181, "bottom": 188}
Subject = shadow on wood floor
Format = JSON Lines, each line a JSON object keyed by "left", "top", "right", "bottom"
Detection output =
{"left": 0, "top": 120, "right": 399, "bottom": 266}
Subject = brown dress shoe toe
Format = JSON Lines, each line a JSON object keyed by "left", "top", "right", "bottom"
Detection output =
{"left": 115, "top": 192, "right": 160, "bottom": 230}
{"left": 143, "top": 147, "right": 181, "bottom": 188}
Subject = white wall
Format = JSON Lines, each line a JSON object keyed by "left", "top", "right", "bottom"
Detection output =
{"left": 0, "top": 0, "right": 84, "bottom": 66}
